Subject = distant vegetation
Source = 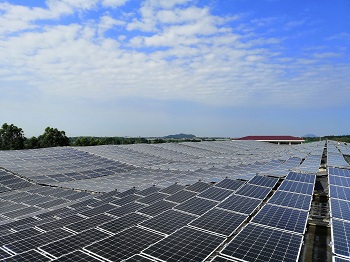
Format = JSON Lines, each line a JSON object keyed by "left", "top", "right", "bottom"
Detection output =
{"left": 0, "top": 123, "right": 70, "bottom": 150}
{"left": 0, "top": 123, "right": 204, "bottom": 150}
{"left": 303, "top": 135, "right": 350, "bottom": 143}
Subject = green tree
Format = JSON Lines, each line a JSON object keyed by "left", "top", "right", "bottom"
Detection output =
{"left": 0, "top": 123, "right": 26, "bottom": 150}
{"left": 38, "top": 127, "right": 70, "bottom": 148}
{"left": 25, "top": 136, "right": 40, "bottom": 149}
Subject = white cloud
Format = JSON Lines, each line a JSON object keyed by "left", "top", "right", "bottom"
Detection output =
{"left": 102, "top": 0, "right": 129, "bottom": 8}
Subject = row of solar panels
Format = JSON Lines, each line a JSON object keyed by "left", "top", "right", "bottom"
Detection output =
{"left": 328, "top": 167, "right": 350, "bottom": 262}
{"left": 0, "top": 170, "right": 317, "bottom": 262}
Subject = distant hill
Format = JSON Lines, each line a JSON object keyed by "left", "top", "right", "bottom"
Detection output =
{"left": 164, "top": 133, "right": 196, "bottom": 139}
{"left": 303, "top": 134, "right": 318, "bottom": 138}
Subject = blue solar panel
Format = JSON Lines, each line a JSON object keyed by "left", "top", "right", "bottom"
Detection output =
{"left": 215, "top": 178, "right": 245, "bottom": 191}
{"left": 251, "top": 204, "right": 308, "bottom": 234}
{"left": 285, "top": 172, "right": 316, "bottom": 184}
{"left": 235, "top": 184, "right": 272, "bottom": 200}
{"left": 221, "top": 224, "right": 303, "bottom": 262}
{"left": 248, "top": 175, "right": 279, "bottom": 188}
{"left": 330, "top": 185, "right": 350, "bottom": 201}
{"left": 332, "top": 219, "right": 350, "bottom": 258}
{"left": 268, "top": 190, "right": 312, "bottom": 210}
{"left": 278, "top": 180, "right": 314, "bottom": 195}
{"left": 331, "top": 198, "right": 350, "bottom": 221}
{"left": 142, "top": 226, "right": 225, "bottom": 262}
{"left": 329, "top": 167, "right": 350, "bottom": 178}
{"left": 217, "top": 195, "right": 261, "bottom": 215}
{"left": 197, "top": 187, "right": 233, "bottom": 202}
{"left": 190, "top": 208, "right": 247, "bottom": 236}
{"left": 329, "top": 175, "right": 350, "bottom": 188}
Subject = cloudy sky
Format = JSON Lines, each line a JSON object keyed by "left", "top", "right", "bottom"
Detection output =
{"left": 0, "top": 0, "right": 349, "bottom": 137}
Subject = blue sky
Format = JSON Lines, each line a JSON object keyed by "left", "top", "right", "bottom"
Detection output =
{"left": 0, "top": 0, "right": 349, "bottom": 137}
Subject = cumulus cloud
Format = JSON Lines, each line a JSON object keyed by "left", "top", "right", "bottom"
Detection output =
{"left": 0, "top": 0, "right": 349, "bottom": 110}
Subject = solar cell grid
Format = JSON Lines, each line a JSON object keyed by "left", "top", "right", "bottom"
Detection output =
{"left": 124, "top": 254, "right": 155, "bottom": 261}
{"left": 79, "top": 204, "right": 116, "bottom": 217}
{"left": 39, "top": 228, "right": 109, "bottom": 258}
{"left": 64, "top": 213, "right": 115, "bottom": 232}
{"left": 51, "top": 250, "right": 103, "bottom": 261}
{"left": 279, "top": 180, "right": 314, "bottom": 195}
{"left": 185, "top": 181, "right": 212, "bottom": 192}
{"left": 214, "top": 178, "right": 245, "bottom": 191}
{"left": 0, "top": 227, "right": 42, "bottom": 245}
{"left": 286, "top": 172, "right": 316, "bottom": 184}
{"left": 217, "top": 194, "right": 261, "bottom": 215}
{"left": 235, "top": 184, "right": 272, "bottom": 200}
{"left": 197, "top": 187, "right": 233, "bottom": 202}
{"left": 38, "top": 214, "right": 83, "bottom": 231}
{"left": 248, "top": 175, "right": 279, "bottom": 188}
{"left": 329, "top": 175, "right": 350, "bottom": 188}
{"left": 106, "top": 202, "right": 146, "bottom": 217}
{"left": 221, "top": 223, "right": 303, "bottom": 262}
{"left": 136, "top": 192, "right": 168, "bottom": 205}
{"left": 332, "top": 219, "right": 350, "bottom": 258}
{"left": 330, "top": 185, "right": 350, "bottom": 201}
{"left": 252, "top": 204, "right": 308, "bottom": 234}
{"left": 137, "top": 186, "right": 160, "bottom": 196}
{"left": 98, "top": 212, "right": 149, "bottom": 233}
{"left": 331, "top": 198, "right": 350, "bottom": 221}
{"left": 165, "top": 190, "right": 196, "bottom": 203}
{"left": 1, "top": 249, "right": 50, "bottom": 262}
{"left": 159, "top": 184, "right": 185, "bottom": 195}
{"left": 190, "top": 208, "right": 247, "bottom": 236}
{"left": 329, "top": 167, "right": 350, "bottom": 178}
{"left": 138, "top": 200, "right": 177, "bottom": 217}
{"left": 140, "top": 209, "right": 196, "bottom": 235}
{"left": 142, "top": 226, "right": 225, "bottom": 262}
{"left": 174, "top": 197, "right": 217, "bottom": 216}
{"left": 4, "top": 228, "right": 73, "bottom": 254}
{"left": 268, "top": 190, "right": 312, "bottom": 210}
{"left": 84, "top": 226, "right": 164, "bottom": 262}
{"left": 333, "top": 256, "right": 350, "bottom": 262}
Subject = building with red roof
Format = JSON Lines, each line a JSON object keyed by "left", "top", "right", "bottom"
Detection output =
{"left": 235, "top": 136, "right": 305, "bottom": 145}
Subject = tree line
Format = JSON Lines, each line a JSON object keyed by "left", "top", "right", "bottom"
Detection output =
{"left": 0, "top": 123, "right": 70, "bottom": 150}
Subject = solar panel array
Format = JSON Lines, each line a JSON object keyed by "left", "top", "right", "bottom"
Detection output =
{"left": 0, "top": 140, "right": 329, "bottom": 261}
{"left": 329, "top": 166, "right": 350, "bottom": 261}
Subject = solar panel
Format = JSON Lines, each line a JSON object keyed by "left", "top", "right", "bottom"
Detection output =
{"left": 136, "top": 192, "right": 168, "bottom": 205}
{"left": 138, "top": 200, "right": 177, "bottom": 217}
{"left": 64, "top": 213, "right": 115, "bottom": 232}
{"left": 331, "top": 198, "right": 350, "bottom": 221}
{"left": 329, "top": 167, "right": 350, "bottom": 178}
{"left": 110, "top": 195, "right": 142, "bottom": 206}
{"left": 4, "top": 228, "right": 73, "bottom": 254}
{"left": 140, "top": 209, "right": 196, "bottom": 235}
{"left": 221, "top": 223, "right": 303, "bottom": 262}
{"left": 51, "top": 250, "right": 103, "bottom": 261}
{"left": 248, "top": 175, "right": 279, "bottom": 188}
{"left": 0, "top": 227, "right": 42, "bottom": 245}
{"left": 0, "top": 248, "right": 12, "bottom": 260}
{"left": 330, "top": 185, "right": 350, "bottom": 201}
{"left": 185, "top": 181, "right": 212, "bottom": 192}
{"left": 37, "top": 214, "right": 83, "bottom": 231}
{"left": 214, "top": 178, "right": 245, "bottom": 191}
{"left": 217, "top": 194, "right": 261, "bottom": 215}
{"left": 106, "top": 202, "right": 146, "bottom": 217}
{"left": 79, "top": 204, "right": 117, "bottom": 217}
{"left": 174, "top": 197, "right": 217, "bottom": 216}
{"left": 39, "top": 228, "right": 109, "bottom": 258}
{"left": 165, "top": 190, "right": 196, "bottom": 203}
{"left": 251, "top": 204, "right": 309, "bottom": 234}
{"left": 211, "top": 256, "right": 236, "bottom": 262}
{"left": 98, "top": 213, "right": 149, "bottom": 234}
{"left": 159, "top": 184, "right": 185, "bottom": 195}
{"left": 331, "top": 219, "right": 350, "bottom": 257}
{"left": 268, "top": 190, "right": 312, "bottom": 210}
{"left": 235, "top": 184, "right": 272, "bottom": 200}
{"left": 137, "top": 186, "right": 160, "bottom": 196}
{"left": 84, "top": 226, "right": 164, "bottom": 261}
{"left": 124, "top": 254, "right": 155, "bottom": 261}
{"left": 286, "top": 172, "right": 316, "bottom": 184}
{"left": 333, "top": 256, "right": 350, "bottom": 262}
{"left": 197, "top": 187, "right": 233, "bottom": 202}
{"left": 279, "top": 180, "right": 314, "bottom": 195}
{"left": 0, "top": 249, "right": 50, "bottom": 262}
{"left": 190, "top": 208, "right": 247, "bottom": 236}
{"left": 329, "top": 175, "right": 350, "bottom": 188}
{"left": 142, "top": 226, "right": 225, "bottom": 262}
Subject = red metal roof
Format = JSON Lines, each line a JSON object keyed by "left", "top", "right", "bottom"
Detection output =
{"left": 236, "top": 136, "right": 304, "bottom": 141}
